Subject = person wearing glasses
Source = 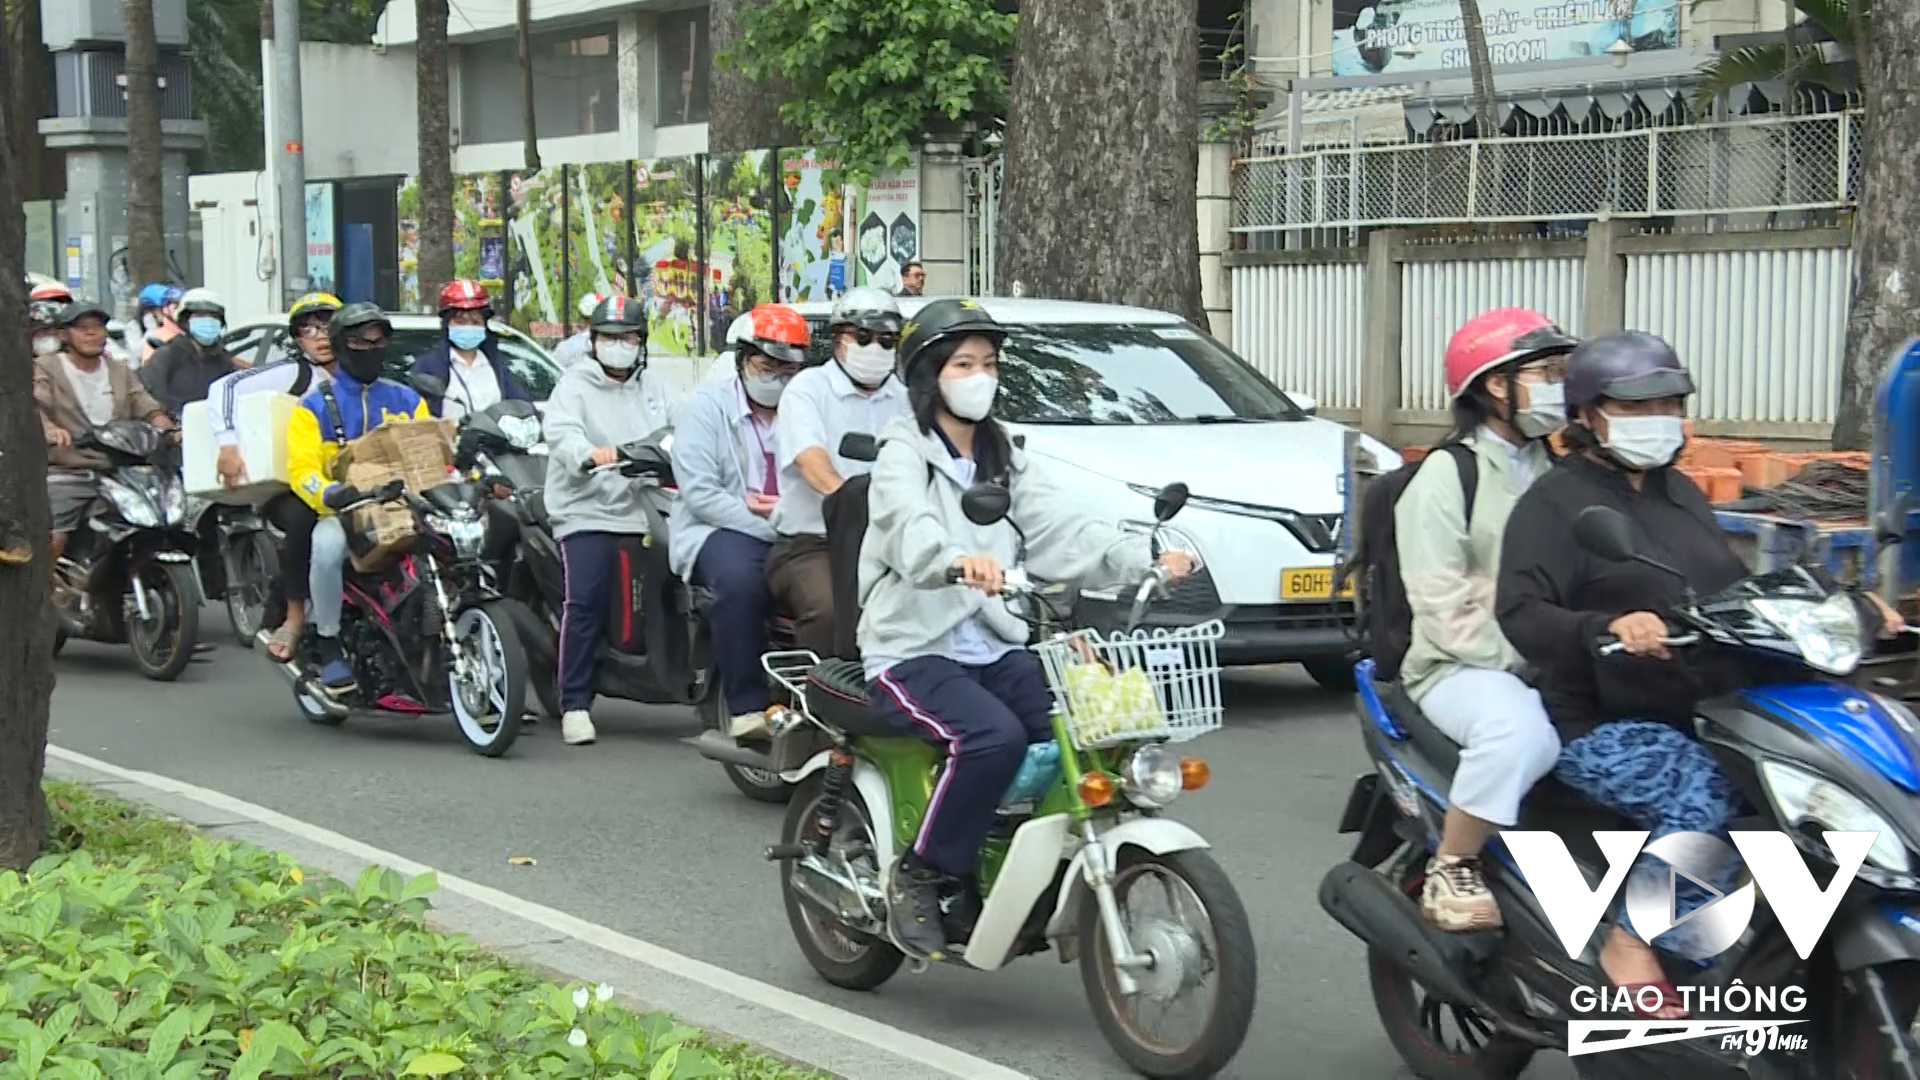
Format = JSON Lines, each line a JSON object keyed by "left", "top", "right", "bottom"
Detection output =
{"left": 765, "top": 286, "right": 911, "bottom": 659}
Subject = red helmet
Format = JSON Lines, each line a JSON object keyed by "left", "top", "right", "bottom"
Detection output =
{"left": 437, "top": 279, "right": 491, "bottom": 318}
{"left": 30, "top": 282, "right": 72, "bottom": 304}
{"left": 727, "top": 304, "right": 810, "bottom": 366}
{"left": 1443, "top": 308, "right": 1578, "bottom": 401}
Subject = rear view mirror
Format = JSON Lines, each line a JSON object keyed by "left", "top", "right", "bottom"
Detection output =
{"left": 1153, "top": 482, "right": 1190, "bottom": 523}
{"left": 1573, "top": 506, "right": 1637, "bottom": 563}
{"left": 839, "top": 433, "right": 879, "bottom": 462}
{"left": 960, "top": 483, "right": 1012, "bottom": 526}
{"left": 411, "top": 372, "right": 450, "bottom": 400}
{"left": 1876, "top": 493, "right": 1913, "bottom": 546}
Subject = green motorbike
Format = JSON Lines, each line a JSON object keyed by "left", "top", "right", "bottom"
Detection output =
{"left": 756, "top": 481, "right": 1257, "bottom": 1079}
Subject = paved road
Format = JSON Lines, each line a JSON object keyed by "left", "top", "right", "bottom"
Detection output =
{"left": 48, "top": 625, "right": 1576, "bottom": 1080}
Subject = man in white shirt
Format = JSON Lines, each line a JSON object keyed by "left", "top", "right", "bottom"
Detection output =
{"left": 765, "top": 286, "right": 911, "bottom": 658}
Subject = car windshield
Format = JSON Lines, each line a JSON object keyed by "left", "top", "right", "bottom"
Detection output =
{"left": 387, "top": 329, "right": 561, "bottom": 401}
{"left": 997, "top": 323, "right": 1301, "bottom": 424}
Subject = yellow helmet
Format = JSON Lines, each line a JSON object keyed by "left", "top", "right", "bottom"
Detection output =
{"left": 288, "top": 292, "right": 344, "bottom": 333}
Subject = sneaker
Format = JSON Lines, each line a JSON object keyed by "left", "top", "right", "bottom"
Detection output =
{"left": 561, "top": 710, "right": 597, "bottom": 746}
{"left": 729, "top": 709, "right": 771, "bottom": 739}
{"left": 1422, "top": 853, "right": 1503, "bottom": 931}
{"left": 887, "top": 858, "right": 952, "bottom": 961}
{"left": 315, "top": 635, "right": 356, "bottom": 691}
{"left": 940, "top": 878, "right": 983, "bottom": 946}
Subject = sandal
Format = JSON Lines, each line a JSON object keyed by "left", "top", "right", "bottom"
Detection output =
{"left": 265, "top": 625, "right": 300, "bottom": 662}
{"left": 1614, "top": 980, "right": 1688, "bottom": 1020}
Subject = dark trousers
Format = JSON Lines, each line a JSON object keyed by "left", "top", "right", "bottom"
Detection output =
{"left": 694, "top": 528, "right": 774, "bottom": 714}
{"left": 765, "top": 534, "right": 836, "bottom": 658}
{"left": 869, "top": 651, "right": 1053, "bottom": 877}
{"left": 557, "top": 531, "right": 622, "bottom": 712}
{"left": 262, "top": 492, "right": 318, "bottom": 629}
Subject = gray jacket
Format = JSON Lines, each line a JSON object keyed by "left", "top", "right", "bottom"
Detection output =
{"left": 541, "top": 362, "right": 671, "bottom": 539}
{"left": 667, "top": 377, "right": 779, "bottom": 578}
{"left": 856, "top": 416, "right": 1153, "bottom": 666}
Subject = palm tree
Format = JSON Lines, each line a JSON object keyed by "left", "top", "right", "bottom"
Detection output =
{"left": 1696, "top": 0, "right": 1858, "bottom": 99}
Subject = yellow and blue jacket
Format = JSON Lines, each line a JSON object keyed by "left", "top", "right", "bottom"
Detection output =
{"left": 287, "top": 369, "right": 431, "bottom": 514}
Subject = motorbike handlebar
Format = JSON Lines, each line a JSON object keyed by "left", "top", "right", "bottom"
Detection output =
{"left": 1596, "top": 632, "right": 1700, "bottom": 656}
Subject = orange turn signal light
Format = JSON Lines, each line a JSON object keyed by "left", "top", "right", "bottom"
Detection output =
{"left": 1078, "top": 771, "right": 1115, "bottom": 808}
{"left": 1180, "top": 757, "right": 1210, "bottom": 791}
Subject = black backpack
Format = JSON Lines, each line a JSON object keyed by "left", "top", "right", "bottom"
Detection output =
{"left": 1338, "top": 443, "right": 1479, "bottom": 684}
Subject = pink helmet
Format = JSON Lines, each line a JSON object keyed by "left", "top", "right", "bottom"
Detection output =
{"left": 1443, "top": 308, "right": 1578, "bottom": 401}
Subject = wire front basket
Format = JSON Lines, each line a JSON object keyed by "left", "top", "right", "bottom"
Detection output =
{"left": 1035, "top": 620, "right": 1226, "bottom": 750}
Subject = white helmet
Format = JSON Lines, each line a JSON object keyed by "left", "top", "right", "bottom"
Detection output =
{"left": 177, "top": 287, "right": 226, "bottom": 321}
{"left": 578, "top": 292, "right": 605, "bottom": 320}
{"left": 829, "top": 286, "right": 902, "bottom": 334}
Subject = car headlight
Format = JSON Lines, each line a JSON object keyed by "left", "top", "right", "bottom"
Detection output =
{"left": 1120, "top": 744, "right": 1185, "bottom": 809}
{"left": 1751, "top": 594, "right": 1863, "bottom": 675}
{"left": 99, "top": 476, "right": 160, "bottom": 528}
{"left": 1760, "top": 759, "right": 1908, "bottom": 873}
{"left": 499, "top": 414, "right": 543, "bottom": 449}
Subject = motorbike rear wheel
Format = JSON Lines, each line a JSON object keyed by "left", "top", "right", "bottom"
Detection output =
{"left": 128, "top": 562, "right": 199, "bottom": 682}
{"left": 780, "top": 775, "right": 903, "bottom": 991}
{"left": 449, "top": 604, "right": 528, "bottom": 757}
{"left": 1079, "top": 847, "right": 1258, "bottom": 1079}
{"left": 223, "top": 533, "right": 277, "bottom": 648}
{"left": 700, "top": 677, "right": 794, "bottom": 803}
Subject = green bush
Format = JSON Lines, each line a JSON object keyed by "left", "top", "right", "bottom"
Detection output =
{"left": 0, "top": 783, "right": 823, "bottom": 1080}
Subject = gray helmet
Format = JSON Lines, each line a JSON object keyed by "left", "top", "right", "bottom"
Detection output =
{"left": 57, "top": 299, "right": 110, "bottom": 328}
{"left": 1564, "top": 331, "right": 1695, "bottom": 412}
{"left": 829, "top": 286, "right": 903, "bottom": 334}
{"left": 589, "top": 294, "right": 648, "bottom": 338}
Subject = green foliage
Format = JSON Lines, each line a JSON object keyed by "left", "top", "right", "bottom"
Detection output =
{"left": 5, "top": 782, "right": 825, "bottom": 1080}
{"left": 1691, "top": 0, "right": 1860, "bottom": 102}
{"left": 1201, "top": 17, "right": 1256, "bottom": 149}
{"left": 728, "top": 0, "right": 1016, "bottom": 184}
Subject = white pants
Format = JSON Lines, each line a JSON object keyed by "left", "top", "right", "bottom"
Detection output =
{"left": 1417, "top": 666, "right": 1561, "bottom": 827}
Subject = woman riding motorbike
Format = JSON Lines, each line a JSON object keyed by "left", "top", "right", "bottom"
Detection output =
{"left": 1496, "top": 330, "right": 1904, "bottom": 1019}
{"left": 857, "top": 298, "right": 1195, "bottom": 962}
{"left": 1397, "top": 308, "right": 1575, "bottom": 933}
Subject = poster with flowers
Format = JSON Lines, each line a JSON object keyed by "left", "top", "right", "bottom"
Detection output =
{"left": 630, "top": 157, "right": 701, "bottom": 357}
{"left": 777, "top": 149, "right": 848, "bottom": 304}
{"left": 396, "top": 175, "right": 422, "bottom": 311}
{"left": 505, "top": 168, "right": 568, "bottom": 342}
{"left": 566, "top": 164, "right": 631, "bottom": 329}
{"left": 704, "top": 150, "right": 774, "bottom": 353}
{"left": 853, "top": 155, "right": 921, "bottom": 293}
{"left": 453, "top": 173, "right": 506, "bottom": 297}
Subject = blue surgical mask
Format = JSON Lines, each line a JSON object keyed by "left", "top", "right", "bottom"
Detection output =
{"left": 448, "top": 325, "right": 487, "bottom": 351}
{"left": 187, "top": 316, "right": 223, "bottom": 346}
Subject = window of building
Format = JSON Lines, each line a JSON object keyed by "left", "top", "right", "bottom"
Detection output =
{"left": 656, "top": 9, "right": 710, "bottom": 127}
{"left": 460, "top": 22, "right": 620, "bottom": 146}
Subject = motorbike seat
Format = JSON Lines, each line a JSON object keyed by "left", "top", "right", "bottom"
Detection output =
{"left": 804, "top": 658, "right": 899, "bottom": 738}
{"left": 1370, "top": 676, "right": 1636, "bottom": 834}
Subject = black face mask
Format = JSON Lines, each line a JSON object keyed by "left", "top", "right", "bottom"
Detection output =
{"left": 339, "top": 345, "right": 387, "bottom": 384}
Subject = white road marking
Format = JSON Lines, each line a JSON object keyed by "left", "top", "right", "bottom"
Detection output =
{"left": 47, "top": 745, "right": 1031, "bottom": 1080}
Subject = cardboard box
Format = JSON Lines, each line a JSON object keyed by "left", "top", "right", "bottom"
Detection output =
{"left": 342, "top": 460, "right": 417, "bottom": 572}
{"left": 182, "top": 394, "right": 299, "bottom": 504}
{"left": 329, "top": 417, "right": 458, "bottom": 498}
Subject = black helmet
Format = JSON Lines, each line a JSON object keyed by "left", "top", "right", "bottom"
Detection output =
{"left": 1564, "top": 331, "right": 1695, "bottom": 412}
{"left": 330, "top": 302, "right": 390, "bottom": 341}
{"left": 589, "top": 294, "right": 648, "bottom": 338}
{"left": 829, "top": 286, "right": 903, "bottom": 334}
{"left": 899, "top": 299, "right": 1005, "bottom": 384}
{"left": 56, "top": 299, "right": 110, "bottom": 328}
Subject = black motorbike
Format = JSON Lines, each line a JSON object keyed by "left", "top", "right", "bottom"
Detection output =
{"left": 189, "top": 499, "right": 279, "bottom": 648}
{"left": 51, "top": 420, "right": 201, "bottom": 680}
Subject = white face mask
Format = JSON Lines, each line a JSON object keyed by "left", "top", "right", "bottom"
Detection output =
{"left": 742, "top": 372, "right": 790, "bottom": 408}
{"left": 940, "top": 373, "right": 999, "bottom": 422}
{"left": 840, "top": 343, "right": 895, "bottom": 387}
{"left": 32, "top": 335, "right": 61, "bottom": 356}
{"left": 596, "top": 340, "right": 642, "bottom": 372}
{"left": 1601, "top": 411, "right": 1686, "bottom": 470}
{"left": 1514, "top": 380, "right": 1565, "bottom": 440}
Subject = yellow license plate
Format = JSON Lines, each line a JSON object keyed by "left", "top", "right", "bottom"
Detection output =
{"left": 1280, "top": 566, "right": 1353, "bottom": 601}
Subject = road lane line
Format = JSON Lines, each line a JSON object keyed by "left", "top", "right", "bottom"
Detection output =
{"left": 47, "top": 745, "right": 1032, "bottom": 1080}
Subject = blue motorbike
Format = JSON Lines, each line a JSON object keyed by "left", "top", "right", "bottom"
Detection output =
{"left": 1319, "top": 501, "right": 1920, "bottom": 1079}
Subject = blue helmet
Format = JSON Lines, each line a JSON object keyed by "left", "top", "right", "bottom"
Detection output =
{"left": 137, "top": 282, "right": 172, "bottom": 310}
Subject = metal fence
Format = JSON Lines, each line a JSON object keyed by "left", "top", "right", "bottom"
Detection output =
{"left": 963, "top": 157, "right": 1003, "bottom": 295}
{"left": 1233, "top": 110, "right": 1860, "bottom": 234}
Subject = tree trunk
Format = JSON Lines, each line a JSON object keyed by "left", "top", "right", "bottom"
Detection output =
{"left": 998, "top": 0, "right": 1204, "bottom": 326}
{"left": 1834, "top": 0, "right": 1919, "bottom": 450}
{"left": 516, "top": 0, "right": 539, "bottom": 172}
{"left": 123, "top": 0, "right": 168, "bottom": 286}
{"left": 1456, "top": 0, "right": 1501, "bottom": 138}
{"left": 0, "top": 16, "right": 57, "bottom": 871}
{"left": 415, "top": 0, "right": 456, "bottom": 309}
{"left": 707, "top": 0, "right": 791, "bottom": 153}
{"left": 9, "top": 0, "right": 59, "bottom": 201}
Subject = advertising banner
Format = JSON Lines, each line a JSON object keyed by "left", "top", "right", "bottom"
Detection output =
{"left": 1330, "top": 0, "right": 1676, "bottom": 77}
{"left": 777, "top": 150, "right": 848, "bottom": 304}
{"left": 632, "top": 157, "right": 702, "bottom": 357}
{"left": 506, "top": 168, "right": 567, "bottom": 342}
{"left": 305, "top": 183, "right": 336, "bottom": 295}
{"left": 854, "top": 155, "right": 921, "bottom": 293}
{"left": 705, "top": 150, "right": 775, "bottom": 351}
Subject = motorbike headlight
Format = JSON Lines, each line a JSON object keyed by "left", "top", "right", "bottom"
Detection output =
{"left": 160, "top": 479, "right": 186, "bottom": 525}
{"left": 1760, "top": 759, "right": 1909, "bottom": 873}
{"left": 1120, "top": 744, "right": 1185, "bottom": 809}
{"left": 1751, "top": 594, "right": 1863, "bottom": 675}
{"left": 499, "top": 414, "right": 543, "bottom": 449}
{"left": 98, "top": 476, "right": 160, "bottom": 528}
{"left": 425, "top": 513, "right": 487, "bottom": 560}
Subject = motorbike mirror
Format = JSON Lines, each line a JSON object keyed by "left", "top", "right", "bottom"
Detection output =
{"left": 1153, "top": 482, "right": 1190, "bottom": 523}
{"left": 839, "top": 433, "right": 879, "bottom": 463}
{"left": 410, "top": 372, "right": 450, "bottom": 400}
{"left": 1876, "top": 493, "right": 1913, "bottom": 546}
{"left": 1573, "top": 506, "right": 1638, "bottom": 562}
{"left": 960, "top": 482, "right": 1013, "bottom": 527}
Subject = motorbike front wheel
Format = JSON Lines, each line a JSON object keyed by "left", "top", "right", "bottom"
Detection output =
{"left": 699, "top": 676, "right": 794, "bottom": 803}
{"left": 128, "top": 562, "right": 200, "bottom": 682}
{"left": 449, "top": 603, "right": 529, "bottom": 757}
{"left": 223, "top": 532, "right": 277, "bottom": 647}
{"left": 779, "top": 775, "right": 903, "bottom": 991}
{"left": 1079, "top": 847, "right": 1257, "bottom": 1079}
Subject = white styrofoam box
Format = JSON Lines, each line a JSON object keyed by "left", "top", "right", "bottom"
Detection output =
{"left": 183, "top": 394, "right": 299, "bottom": 504}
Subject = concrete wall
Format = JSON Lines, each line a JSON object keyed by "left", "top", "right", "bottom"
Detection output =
{"left": 188, "top": 171, "right": 277, "bottom": 323}
{"left": 300, "top": 43, "right": 419, "bottom": 181}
